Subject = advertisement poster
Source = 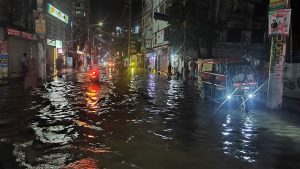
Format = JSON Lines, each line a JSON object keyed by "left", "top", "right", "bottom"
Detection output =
{"left": 269, "top": 36, "right": 286, "bottom": 79}
{"left": 268, "top": 9, "right": 291, "bottom": 36}
{"left": 35, "top": 14, "right": 46, "bottom": 34}
{"left": 0, "top": 42, "right": 8, "bottom": 79}
{"left": 269, "top": 0, "right": 288, "bottom": 10}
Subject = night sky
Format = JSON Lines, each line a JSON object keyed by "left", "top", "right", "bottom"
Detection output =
{"left": 91, "top": 0, "right": 141, "bottom": 32}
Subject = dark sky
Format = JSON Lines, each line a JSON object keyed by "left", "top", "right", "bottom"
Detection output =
{"left": 90, "top": 0, "right": 141, "bottom": 31}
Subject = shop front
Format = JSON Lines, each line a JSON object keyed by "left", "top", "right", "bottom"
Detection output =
{"left": 5, "top": 28, "right": 38, "bottom": 75}
{"left": 146, "top": 52, "right": 156, "bottom": 71}
{"left": 46, "top": 39, "right": 64, "bottom": 75}
{"left": 155, "top": 46, "right": 169, "bottom": 74}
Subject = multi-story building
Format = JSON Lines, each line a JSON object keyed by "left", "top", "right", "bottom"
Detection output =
{"left": 152, "top": 0, "right": 172, "bottom": 73}
{"left": 141, "top": 0, "right": 172, "bottom": 73}
{"left": 141, "top": 0, "right": 154, "bottom": 70}
{"left": 209, "top": 0, "right": 268, "bottom": 61}
{"left": 45, "top": 0, "right": 72, "bottom": 74}
{"left": 71, "top": 0, "right": 89, "bottom": 67}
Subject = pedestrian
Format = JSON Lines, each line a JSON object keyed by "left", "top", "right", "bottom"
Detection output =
{"left": 24, "top": 58, "right": 38, "bottom": 90}
{"left": 168, "top": 62, "right": 172, "bottom": 76}
{"left": 20, "top": 53, "right": 28, "bottom": 76}
{"left": 56, "top": 56, "right": 64, "bottom": 77}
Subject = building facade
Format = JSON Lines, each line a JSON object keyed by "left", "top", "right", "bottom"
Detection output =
{"left": 45, "top": 0, "right": 72, "bottom": 74}
{"left": 141, "top": 0, "right": 172, "bottom": 73}
{"left": 71, "top": 0, "right": 89, "bottom": 68}
{"left": 0, "top": 0, "right": 37, "bottom": 78}
{"left": 209, "top": 0, "right": 268, "bottom": 61}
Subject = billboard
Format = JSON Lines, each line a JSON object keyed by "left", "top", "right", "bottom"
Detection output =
{"left": 268, "top": 9, "right": 291, "bottom": 36}
{"left": 48, "top": 4, "right": 69, "bottom": 24}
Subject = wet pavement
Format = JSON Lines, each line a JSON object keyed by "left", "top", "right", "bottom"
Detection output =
{"left": 1, "top": 68, "right": 300, "bottom": 169}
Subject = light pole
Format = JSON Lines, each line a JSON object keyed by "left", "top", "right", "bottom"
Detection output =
{"left": 88, "top": 22, "right": 103, "bottom": 65}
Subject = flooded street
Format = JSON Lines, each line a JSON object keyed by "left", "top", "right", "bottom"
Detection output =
{"left": 1, "top": 69, "right": 300, "bottom": 169}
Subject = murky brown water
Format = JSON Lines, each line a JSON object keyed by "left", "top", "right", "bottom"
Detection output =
{"left": 1, "top": 68, "right": 300, "bottom": 169}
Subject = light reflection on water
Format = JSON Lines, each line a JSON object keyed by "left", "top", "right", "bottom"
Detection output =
{"left": 6, "top": 70, "right": 300, "bottom": 169}
{"left": 221, "top": 113, "right": 257, "bottom": 163}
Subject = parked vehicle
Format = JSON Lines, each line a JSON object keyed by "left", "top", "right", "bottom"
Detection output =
{"left": 197, "top": 57, "right": 258, "bottom": 111}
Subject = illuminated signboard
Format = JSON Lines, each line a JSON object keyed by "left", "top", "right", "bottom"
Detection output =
{"left": 56, "top": 40, "right": 62, "bottom": 48}
{"left": 48, "top": 4, "right": 69, "bottom": 24}
{"left": 47, "top": 39, "right": 56, "bottom": 46}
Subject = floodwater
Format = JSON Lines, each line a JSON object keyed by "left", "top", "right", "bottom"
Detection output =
{"left": 1, "top": 68, "right": 300, "bottom": 169}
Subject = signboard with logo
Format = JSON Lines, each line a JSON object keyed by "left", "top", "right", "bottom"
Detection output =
{"left": 268, "top": 9, "right": 291, "bottom": 36}
{"left": 48, "top": 4, "right": 69, "bottom": 24}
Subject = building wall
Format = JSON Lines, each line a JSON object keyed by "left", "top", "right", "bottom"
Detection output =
{"left": 197, "top": 0, "right": 267, "bottom": 59}
{"left": 7, "top": 37, "right": 38, "bottom": 74}
{"left": 151, "top": 0, "right": 171, "bottom": 73}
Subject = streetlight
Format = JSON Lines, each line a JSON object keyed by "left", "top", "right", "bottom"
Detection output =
{"left": 88, "top": 22, "right": 104, "bottom": 65}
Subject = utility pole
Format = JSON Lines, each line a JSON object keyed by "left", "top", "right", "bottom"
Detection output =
{"left": 36, "top": 0, "right": 46, "bottom": 80}
{"left": 266, "top": 0, "right": 291, "bottom": 109}
{"left": 128, "top": 0, "right": 132, "bottom": 67}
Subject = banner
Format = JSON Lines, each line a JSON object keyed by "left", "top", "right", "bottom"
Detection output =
{"left": 268, "top": 9, "right": 291, "bottom": 36}
{"left": 48, "top": 4, "right": 69, "bottom": 24}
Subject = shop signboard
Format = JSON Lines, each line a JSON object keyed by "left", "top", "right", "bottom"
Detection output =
{"left": 7, "top": 28, "right": 37, "bottom": 40}
{"left": 48, "top": 4, "right": 69, "bottom": 24}
{"left": 268, "top": 9, "right": 291, "bottom": 36}
{"left": 0, "top": 42, "right": 8, "bottom": 79}
{"left": 56, "top": 40, "right": 62, "bottom": 48}
{"left": 47, "top": 39, "right": 56, "bottom": 47}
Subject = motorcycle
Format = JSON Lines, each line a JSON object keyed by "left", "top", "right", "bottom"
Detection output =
{"left": 88, "top": 69, "right": 100, "bottom": 83}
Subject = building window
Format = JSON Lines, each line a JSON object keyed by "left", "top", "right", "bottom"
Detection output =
{"left": 227, "top": 29, "right": 241, "bottom": 42}
{"left": 159, "top": 3, "right": 165, "bottom": 14}
{"left": 164, "top": 27, "right": 170, "bottom": 41}
{"left": 232, "top": 0, "right": 240, "bottom": 13}
{"left": 75, "top": 11, "right": 82, "bottom": 16}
